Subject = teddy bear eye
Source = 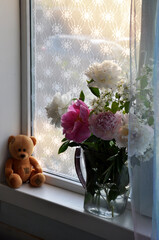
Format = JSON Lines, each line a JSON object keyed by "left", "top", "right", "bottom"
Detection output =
{"left": 18, "top": 148, "right": 21, "bottom": 152}
{"left": 23, "top": 149, "right": 26, "bottom": 152}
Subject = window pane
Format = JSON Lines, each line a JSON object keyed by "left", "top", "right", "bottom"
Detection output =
{"left": 31, "top": 0, "right": 141, "bottom": 180}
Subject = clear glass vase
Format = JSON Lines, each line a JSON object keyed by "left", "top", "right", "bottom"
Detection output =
{"left": 84, "top": 189, "right": 128, "bottom": 218}
{"left": 75, "top": 147, "right": 129, "bottom": 219}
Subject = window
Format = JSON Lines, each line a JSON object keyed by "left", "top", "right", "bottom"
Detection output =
{"left": 30, "top": 0, "right": 141, "bottom": 184}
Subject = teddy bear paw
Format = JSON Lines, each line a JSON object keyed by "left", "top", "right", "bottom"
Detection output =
{"left": 8, "top": 174, "right": 22, "bottom": 188}
{"left": 30, "top": 173, "right": 45, "bottom": 187}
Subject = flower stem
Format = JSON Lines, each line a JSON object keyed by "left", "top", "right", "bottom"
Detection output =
{"left": 104, "top": 188, "right": 114, "bottom": 217}
{"left": 111, "top": 205, "right": 114, "bottom": 217}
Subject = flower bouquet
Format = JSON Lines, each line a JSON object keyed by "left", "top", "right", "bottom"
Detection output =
{"left": 46, "top": 61, "right": 154, "bottom": 218}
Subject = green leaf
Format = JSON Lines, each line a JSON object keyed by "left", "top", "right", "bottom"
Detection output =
{"left": 103, "top": 170, "right": 111, "bottom": 183}
{"left": 62, "top": 138, "right": 67, "bottom": 142}
{"left": 145, "top": 66, "right": 152, "bottom": 74}
{"left": 84, "top": 135, "right": 99, "bottom": 143}
{"left": 102, "top": 163, "right": 114, "bottom": 176}
{"left": 58, "top": 141, "right": 70, "bottom": 154}
{"left": 118, "top": 165, "right": 129, "bottom": 190}
{"left": 124, "top": 101, "right": 130, "bottom": 113}
{"left": 116, "top": 158, "right": 121, "bottom": 173}
{"left": 87, "top": 79, "right": 94, "bottom": 84}
{"left": 140, "top": 76, "right": 148, "bottom": 89}
{"left": 108, "top": 191, "right": 119, "bottom": 201}
{"left": 89, "top": 87, "right": 100, "bottom": 97}
{"left": 119, "top": 187, "right": 128, "bottom": 195}
{"left": 111, "top": 102, "right": 119, "bottom": 113}
{"left": 105, "top": 101, "right": 109, "bottom": 107}
{"left": 144, "top": 100, "right": 150, "bottom": 108}
{"left": 115, "top": 93, "right": 121, "bottom": 99}
{"left": 79, "top": 90, "right": 85, "bottom": 101}
{"left": 83, "top": 142, "right": 98, "bottom": 151}
{"left": 139, "top": 94, "right": 146, "bottom": 101}
{"left": 107, "top": 154, "right": 118, "bottom": 161}
{"left": 136, "top": 76, "right": 141, "bottom": 81}
{"left": 68, "top": 142, "right": 79, "bottom": 147}
{"left": 104, "top": 106, "right": 111, "bottom": 111}
{"left": 148, "top": 116, "right": 154, "bottom": 126}
{"left": 108, "top": 185, "right": 119, "bottom": 201}
{"left": 109, "top": 141, "right": 114, "bottom": 147}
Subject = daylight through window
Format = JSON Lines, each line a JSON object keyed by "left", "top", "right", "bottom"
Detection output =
{"left": 31, "top": 0, "right": 141, "bottom": 180}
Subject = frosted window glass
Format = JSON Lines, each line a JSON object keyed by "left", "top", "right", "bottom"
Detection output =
{"left": 31, "top": 0, "right": 141, "bottom": 179}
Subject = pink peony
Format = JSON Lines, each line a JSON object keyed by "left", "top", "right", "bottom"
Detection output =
{"left": 61, "top": 100, "right": 91, "bottom": 143}
{"left": 89, "top": 111, "right": 122, "bottom": 140}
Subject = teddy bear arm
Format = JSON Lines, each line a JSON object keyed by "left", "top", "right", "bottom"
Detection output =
{"left": 5, "top": 158, "right": 14, "bottom": 178}
{"left": 29, "top": 156, "right": 42, "bottom": 173}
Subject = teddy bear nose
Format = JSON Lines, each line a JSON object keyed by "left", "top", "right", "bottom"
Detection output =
{"left": 20, "top": 154, "right": 26, "bottom": 158}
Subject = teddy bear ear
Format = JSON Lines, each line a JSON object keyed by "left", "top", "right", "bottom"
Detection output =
{"left": 30, "top": 136, "right": 37, "bottom": 146}
{"left": 8, "top": 136, "right": 15, "bottom": 145}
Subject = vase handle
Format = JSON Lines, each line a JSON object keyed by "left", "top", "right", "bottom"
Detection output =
{"left": 74, "top": 148, "right": 86, "bottom": 189}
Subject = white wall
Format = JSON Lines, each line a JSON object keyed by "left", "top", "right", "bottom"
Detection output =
{"left": 0, "top": 0, "right": 21, "bottom": 182}
{"left": 0, "top": 2, "right": 105, "bottom": 239}
{"left": 0, "top": 201, "right": 106, "bottom": 240}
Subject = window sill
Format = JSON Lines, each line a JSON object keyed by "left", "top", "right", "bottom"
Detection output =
{"left": 0, "top": 183, "right": 151, "bottom": 240}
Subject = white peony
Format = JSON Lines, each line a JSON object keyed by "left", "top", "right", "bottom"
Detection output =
{"left": 115, "top": 114, "right": 154, "bottom": 158}
{"left": 129, "top": 122, "right": 154, "bottom": 158}
{"left": 46, "top": 92, "right": 71, "bottom": 127}
{"left": 85, "top": 60, "right": 122, "bottom": 89}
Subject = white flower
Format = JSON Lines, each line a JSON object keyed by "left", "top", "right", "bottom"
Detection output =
{"left": 46, "top": 92, "right": 71, "bottom": 127}
{"left": 115, "top": 114, "right": 154, "bottom": 158}
{"left": 85, "top": 60, "right": 122, "bottom": 89}
{"left": 129, "top": 122, "right": 154, "bottom": 157}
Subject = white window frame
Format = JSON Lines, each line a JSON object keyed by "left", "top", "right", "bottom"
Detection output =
{"left": 21, "top": 0, "right": 31, "bottom": 136}
{"left": 20, "top": 0, "right": 84, "bottom": 194}
{"left": 16, "top": 1, "right": 152, "bottom": 239}
{"left": 20, "top": 0, "right": 154, "bottom": 207}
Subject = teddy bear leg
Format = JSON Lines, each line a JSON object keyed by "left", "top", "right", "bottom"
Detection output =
{"left": 8, "top": 173, "right": 22, "bottom": 188}
{"left": 30, "top": 170, "right": 45, "bottom": 187}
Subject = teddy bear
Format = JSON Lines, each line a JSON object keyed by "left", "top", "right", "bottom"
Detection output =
{"left": 5, "top": 134, "right": 46, "bottom": 188}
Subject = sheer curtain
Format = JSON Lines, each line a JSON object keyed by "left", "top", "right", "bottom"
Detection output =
{"left": 129, "top": 0, "right": 159, "bottom": 239}
{"left": 152, "top": 0, "right": 159, "bottom": 239}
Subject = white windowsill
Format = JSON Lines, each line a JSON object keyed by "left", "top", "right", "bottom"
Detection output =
{"left": 0, "top": 183, "right": 151, "bottom": 240}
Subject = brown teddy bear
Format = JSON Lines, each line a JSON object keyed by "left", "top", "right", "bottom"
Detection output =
{"left": 5, "top": 135, "right": 45, "bottom": 188}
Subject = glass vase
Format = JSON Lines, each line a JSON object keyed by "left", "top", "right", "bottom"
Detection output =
{"left": 84, "top": 188, "right": 128, "bottom": 218}
{"left": 75, "top": 147, "right": 129, "bottom": 219}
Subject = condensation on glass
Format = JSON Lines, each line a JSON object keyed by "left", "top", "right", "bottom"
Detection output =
{"left": 31, "top": 0, "right": 141, "bottom": 180}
